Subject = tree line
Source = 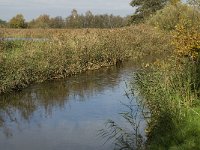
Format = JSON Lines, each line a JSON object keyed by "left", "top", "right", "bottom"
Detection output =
{"left": 0, "top": 9, "right": 130, "bottom": 29}
{"left": 1, "top": 0, "right": 193, "bottom": 29}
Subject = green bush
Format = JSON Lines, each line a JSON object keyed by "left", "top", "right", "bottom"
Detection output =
{"left": 147, "top": 3, "right": 200, "bottom": 30}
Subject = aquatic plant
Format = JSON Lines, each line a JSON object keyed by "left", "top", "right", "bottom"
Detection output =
{"left": 99, "top": 94, "right": 146, "bottom": 150}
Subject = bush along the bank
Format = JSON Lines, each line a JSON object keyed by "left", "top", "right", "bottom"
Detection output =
{"left": 0, "top": 25, "right": 171, "bottom": 94}
{"left": 134, "top": 14, "right": 200, "bottom": 149}
{"left": 147, "top": 2, "right": 200, "bottom": 31}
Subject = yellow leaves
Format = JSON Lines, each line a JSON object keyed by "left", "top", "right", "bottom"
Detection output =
{"left": 170, "top": 0, "right": 181, "bottom": 5}
{"left": 172, "top": 18, "right": 200, "bottom": 59}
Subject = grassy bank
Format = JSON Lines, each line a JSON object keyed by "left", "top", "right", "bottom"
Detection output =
{"left": 135, "top": 56, "right": 200, "bottom": 149}
{"left": 0, "top": 25, "right": 170, "bottom": 94}
{"left": 134, "top": 4, "right": 200, "bottom": 148}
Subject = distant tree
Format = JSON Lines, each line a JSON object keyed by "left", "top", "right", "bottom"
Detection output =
{"left": 188, "top": 0, "right": 200, "bottom": 10}
{"left": 94, "top": 15, "right": 103, "bottom": 28}
{"left": 130, "top": 0, "right": 169, "bottom": 23}
{"left": 0, "top": 19, "right": 7, "bottom": 28}
{"left": 66, "top": 9, "right": 81, "bottom": 28}
{"left": 28, "top": 19, "right": 36, "bottom": 28}
{"left": 84, "top": 11, "right": 94, "bottom": 27}
{"left": 109, "top": 15, "right": 127, "bottom": 28}
{"left": 26, "top": 9, "right": 128, "bottom": 29}
{"left": 9, "top": 14, "right": 27, "bottom": 28}
{"left": 71, "top": 9, "right": 78, "bottom": 19}
{"left": 78, "top": 15, "right": 86, "bottom": 28}
{"left": 50, "top": 16, "right": 65, "bottom": 28}
{"left": 28, "top": 14, "right": 51, "bottom": 28}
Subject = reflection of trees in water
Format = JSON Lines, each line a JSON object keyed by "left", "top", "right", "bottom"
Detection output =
{"left": 67, "top": 67, "right": 121, "bottom": 101}
{"left": 0, "top": 92, "right": 36, "bottom": 138}
{"left": 0, "top": 65, "right": 125, "bottom": 137}
{"left": 34, "top": 81, "right": 70, "bottom": 115}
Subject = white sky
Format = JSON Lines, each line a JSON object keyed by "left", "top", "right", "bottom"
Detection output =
{"left": 0, "top": 0, "right": 134, "bottom": 21}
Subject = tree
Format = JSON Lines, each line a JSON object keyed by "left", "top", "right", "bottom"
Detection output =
{"left": 66, "top": 9, "right": 81, "bottom": 28}
{"left": 188, "top": 0, "right": 200, "bottom": 10}
{"left": 50, "top": 16, "right": 65, "bottom": 28}
{"left": 130, "top": 0, "right": 169, "bottom": 23}
{"left": 28, "top": 14, "right": 51, "bottom": 28}
{"left": 71, "top": 9, "right": 78, "bottom": 19}
{"left": 0, "top": 19, "right": 7, "bottom": 28}
{"left": 84, "top": 11, "right": 94, "bottom": 27}
{"left": 9, "top": 14, "right": 27, "bottom": 28}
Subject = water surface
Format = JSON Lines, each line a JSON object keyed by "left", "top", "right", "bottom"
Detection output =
{"left": 0, "top": 62, "right": 142, "bottom": 150}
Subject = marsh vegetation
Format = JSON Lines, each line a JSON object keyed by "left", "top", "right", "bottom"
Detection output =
{"left": 0, "top": 25, "right": 170, "bottom": 94}
{"left": 0, "top": 0, "right": 200, "bottom": 149}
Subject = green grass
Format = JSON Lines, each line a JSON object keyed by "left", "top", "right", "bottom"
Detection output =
{"left": 134, "top": 55, "right": 200, "bottom": 149}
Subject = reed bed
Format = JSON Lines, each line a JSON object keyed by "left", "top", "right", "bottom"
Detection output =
{"left": 0, "top": 25, "right": 171, "bottom": 94}
{"left": 134, "top": 54, "right": 200, "bottom": 149}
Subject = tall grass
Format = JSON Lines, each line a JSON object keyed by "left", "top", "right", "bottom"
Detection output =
{"left": 0, "top": 25, "right": 171, "bottom": 94}
{"left": 134, "top": 52, "right": 200, "bottom": 149}
{"left": 126, "top": 3, "right": 200, "bottom": 149}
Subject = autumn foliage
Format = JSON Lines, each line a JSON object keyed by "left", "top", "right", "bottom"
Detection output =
{"left": 172, "top": 19, "right": 200, "bottom": 59}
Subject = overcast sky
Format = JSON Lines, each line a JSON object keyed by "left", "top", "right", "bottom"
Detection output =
{"left": 0, "top": 0, "right": 134, "bottom": 21}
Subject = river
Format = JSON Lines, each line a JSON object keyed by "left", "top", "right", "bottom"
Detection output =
{"left": 0, "top": 62, "right": 145, "bottom": 150}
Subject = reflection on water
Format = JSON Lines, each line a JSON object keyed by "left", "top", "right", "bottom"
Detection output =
{"left": 0, "top": 62, "right": 141, "bottom": 150}
{"left": 99, "top": 95, "right": 147, "bottom": 150}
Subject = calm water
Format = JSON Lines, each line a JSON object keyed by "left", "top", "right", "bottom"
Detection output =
{"left": 0, "top": 62, "right": 144, "bottom": 150}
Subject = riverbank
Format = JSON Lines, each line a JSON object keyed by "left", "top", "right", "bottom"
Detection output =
{"left": 1, "top": 2, "right": 200, "bottom": 149}
{"left": 134, "top": 22, "right": 200, "bottom": 149}
{"left": 0, "top": 60, "right": 138, "bottom": 150}
{"left": 135, "top": 57, "right": 200, "bottom": 149}
{"left": 0, "top": 25, "right": 171, "bottom": 94}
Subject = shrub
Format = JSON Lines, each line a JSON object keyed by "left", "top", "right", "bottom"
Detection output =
{"left": 172, "top": 18, "right": 200, "bottom": 59}
{"left": 147, "top": 3, "right": 200, "bottom": 30}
